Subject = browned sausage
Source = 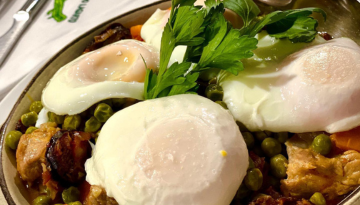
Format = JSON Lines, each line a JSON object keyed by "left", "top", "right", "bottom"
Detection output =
{"left": 46, "top": 131, "right": 92, "bottom": 185}
{"left": 83, "top": 23, "right": 132, "bottom": 54}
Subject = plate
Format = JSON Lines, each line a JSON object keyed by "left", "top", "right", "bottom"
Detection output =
{"left": 0, "top": 1, "right": 170, "bottom": 204}
{"left": 0, "top": 69, "right": 38, "bottom": 129}
{"left": 0, "top": 0, "right": 360, "bottom": 204}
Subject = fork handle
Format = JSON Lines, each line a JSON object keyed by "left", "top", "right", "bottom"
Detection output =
{"left": 0, "top": 12, "right": 30, "bottom": 67}
{"left": 21, "top": 0, "right": 47, "bottom": 16}
{"left": 0, "top": 0, "right": 47, "bottom": 68}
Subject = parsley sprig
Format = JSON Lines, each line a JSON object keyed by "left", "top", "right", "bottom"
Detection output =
{"left": 145, "top": 2, "right": 207, "bottom": 99}
{"left": 144, "top": 0, "right": 326, "bottom": 99}
{"left": 224, "top": 1, "right": 327, "bottom": 42}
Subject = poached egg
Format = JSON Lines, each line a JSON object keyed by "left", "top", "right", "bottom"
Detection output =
{"left": 85, "top": 94, "right": 248, "bottom": 205}
{"left": 41, "top": 40, "right": 159, "bottom": 115}
{"left": 221, "top": 37, "right": 360, "bottom": 133}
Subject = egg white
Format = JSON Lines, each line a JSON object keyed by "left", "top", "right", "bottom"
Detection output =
{"left": 221, "top": 37, "right": 360, "bottom": 133}
{"left": 85, "top": 94, "right": 248, "bottom": 205}
{"left": 42, "top": 40, "right": 159, "bottom": 115}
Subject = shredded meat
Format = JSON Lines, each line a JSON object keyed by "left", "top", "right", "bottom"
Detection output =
{"left": 249, "top": 151, "right": 266, "bottom": 172}
{"left": 281, "top": 140, "right": 360, "bottom": 199}
{"left": 83, "top": 23, "right": 131, "bottom": 54}
{"left": 248, "top": 196, "right": 312, "bottom": 205}
{"left": 247, "top": 187, "right": 312, "bottom": 205}
{"left": 16, "top": 122, "right": 60, "bottom": 183}
{"left": 84, "top": 185, "right": 118, "bottom": 205}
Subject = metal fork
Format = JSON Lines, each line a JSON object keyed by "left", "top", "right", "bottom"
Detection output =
{"left": 0, "top": 0, "right": 48, "bottom": 68}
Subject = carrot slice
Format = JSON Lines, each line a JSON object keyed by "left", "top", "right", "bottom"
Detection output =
{"left": 130, "top": 25, "right": 144, "bottom": 41}
{"left": 331, "top": 126, "right": 360, "bottom": 152}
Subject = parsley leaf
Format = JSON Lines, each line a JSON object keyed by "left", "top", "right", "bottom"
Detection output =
{"left": 172, "top": 6, "right": 206, "bottom": 46}
{"left": 223, "top": 0, "right": 260, "bottom": 26}
{"left": 203, "top": 0, "right": 221, "bottom": 13}
{"left": 194, "top": 12, "right": 258, "bottom": 75}
{"left": 158, "top": 24, "right": 176, "bottom": 78}
{"left": 144, "top": 62, "right": 199, "bottom": 99}
{"left": 159, "top": 6, "right": 205, "bottom": 76}
{"left": 144, "top": 68, "right": 158, "bottom": 99}
{"left": 266, "top": 9, "right": 326, "bottom": 42}
{"left": 168, "top": 71, "right": 199, "bottom": 96}
{"left": 197, "top": 29, "right": 258, "bottom": 75}
{"left": 246, "top": 8, "right": 326, "bottom": 42}
{"left": 267, "top": 16, "right": 318, "bottom": 42}
{"left": 153, "top": 4, "right": 206, "bottom": 99}
{"left": 155, "top": 62, "right": 192, "bottom": 97}
{"left": 145, "top": 0, "right": 258, "bottom": 99}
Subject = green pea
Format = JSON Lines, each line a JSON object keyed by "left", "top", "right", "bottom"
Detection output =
{"left": 62, "top": 186, "right": 80, "bottom": 204}
{"left": 310, "top": 192, "right": 326, "bottom": 205}
{"left": 32, "top": 195, "right": 51, "bottom": 205}
{"left": 242, "top": 132, "right": 255, "bottom": 149}
{"left": 5, "top": 130, "right": 22, "bottom": 150}
{"left": 94, "top": 103, "right": 114, "bottom": 122}
{"left": 29, "top": 101, "right": 43, "bottom": 114}
{"left": 254, "top": 131, "right": 268, "bottom": 141}
{"left": 270, "top": 154, "right": 288, "bottom": 179}
{"left": 311, "top": 134, "right": 332, "bottom": 155}
{"left": 68, "top": 202, "right": 82, "bottom": 205}
{"left": 215, "top": 101, "right": 228, "bottom": 109}
{"left": 25, "top": 126, "right": 37, "bottom": 134}
{"left": 273, "top": 132, "right": 289, "bottom": 144}
{"left": 248, "top": 157, "right": 255, "bottom": 170}
{"left": 205, "top": 84, "right": 223, "bottom": 101}
{"left": 85, "top": 117, "right": 102, "bottom": 133}
{"left": 21, "top": 111, "right": 38, "bottom": 127}
{"left": 261, "top": 138, "right": 282, "bottom": 158}
{"left": 63, "top": 115, "right": 81, "bottom": 131}
{"left": 234, "top": 183, "right": 251, "bottom": 200}
{"left": 48, "top": 112, "right": 65, "bottom": 124}
{"left": 244, "top": 168, "right": 263, "bottom": 191}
